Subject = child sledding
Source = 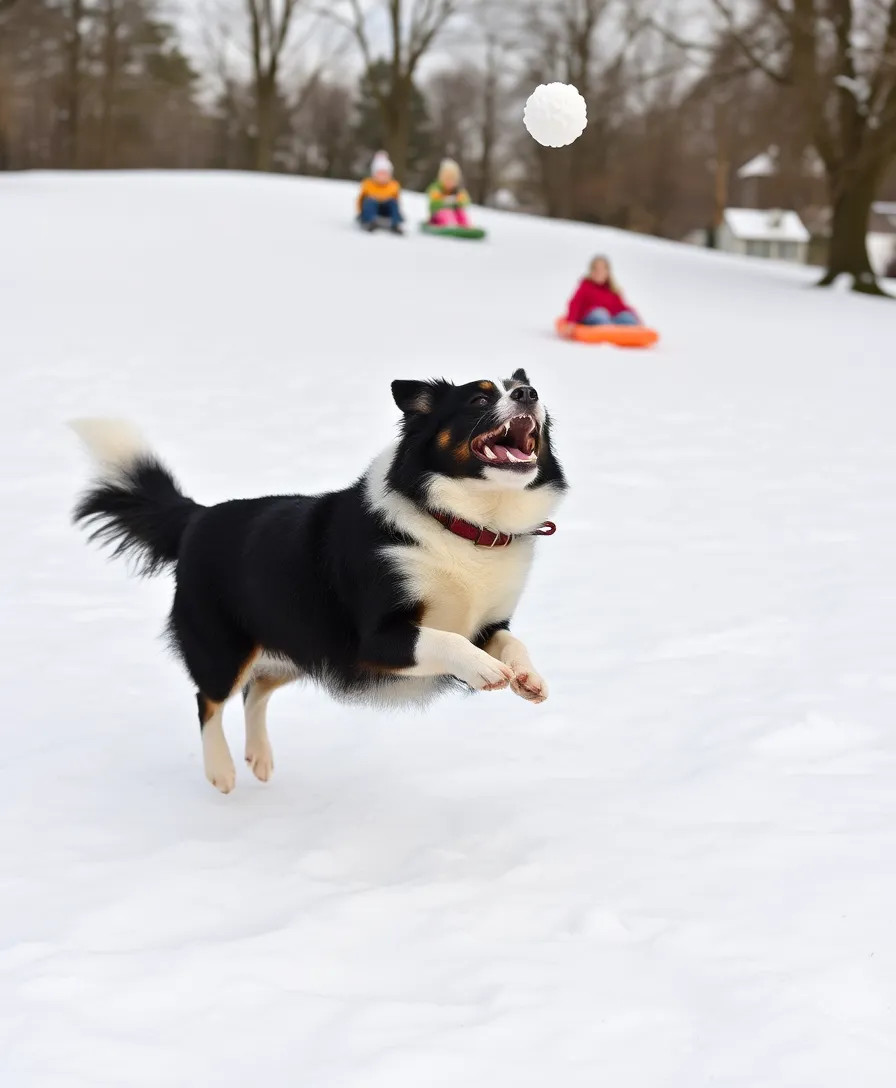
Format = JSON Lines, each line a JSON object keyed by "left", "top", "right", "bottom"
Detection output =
{"left": 357, "top": 151, "right": 404, "bottom": 234}
{"left": 421, "top": 159, "right": 486, "bottom": 240}
{"left": 556, "top": 256, "right": 658, "bottom": 347}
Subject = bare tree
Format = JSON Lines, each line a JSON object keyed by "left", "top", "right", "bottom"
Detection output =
{"left": 471, "top": 0, "right": 523, "bottom": 205}
{"left": 661, "top": 0, "right": 896, "bottom": 294}
{"left": 520, "top": 0, "right": 648, "bottom": 219}
{"left": 285, "top": 78, "right": 354, "bottom": 176}
{"left": 425, "top": 66, "right": 479, "bottom": 167}
{"left": 0, "top": 0, "right": 21, "bottom": 168}
{"left": 332, "top": 0, "right": 462, "bottom": 180}
{"left": 199, "top": 7, "right": 248, "bottom": 167}
{"left": 62, "top": 0, "right": 85, "bottom": 167}
{"left": 99, "top": 0, "right": 122, "bottom": 166}
{"left": 244, "top": 0, "right": 306, "bottom": 171}
{"left": 1, "top": 0, "right": 209, "bottom": 170}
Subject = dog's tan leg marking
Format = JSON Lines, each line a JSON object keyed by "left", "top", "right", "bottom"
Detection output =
{"left": 198, "top": 696, "right": 236, "bottom": 793}
{"left": 243, "top": 673, "right": 292, "bottom": 783}
{"left": 484, "top": 629, "right": 548, "bottom": 703}
{"left": 196, "top": 650, "right": 259, "bottom": 794}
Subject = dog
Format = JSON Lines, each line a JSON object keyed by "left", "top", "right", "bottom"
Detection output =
{"left": 71, "top": 369, "right": 567, "bottom": 793}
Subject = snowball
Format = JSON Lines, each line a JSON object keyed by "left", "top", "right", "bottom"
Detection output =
{"left": 523, "top": 83, "right": 587, "bottom": 148}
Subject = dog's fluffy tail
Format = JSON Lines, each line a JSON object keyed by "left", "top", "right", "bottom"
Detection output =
{"left": 70, "top": 418, "right": 202, "bottom": 577}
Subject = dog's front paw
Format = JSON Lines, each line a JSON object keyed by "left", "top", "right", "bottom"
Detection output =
{"left": 464, "top": 652, "right": 514, "bottom": 692}
{"left": 510, "top": 668, "right": 548, "bottom": 703}
{"left": 206, "top": 757, "right": 236, "bottom": 794}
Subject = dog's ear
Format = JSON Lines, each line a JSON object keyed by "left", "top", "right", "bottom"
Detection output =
{"left": 392, "top": 380, "right": 434, "bottom": 416}
{"left": 510, "top": 368, "right": 530, "bottom": 385}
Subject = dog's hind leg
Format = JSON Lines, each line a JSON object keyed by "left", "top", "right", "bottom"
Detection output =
{"left": 196, "top": 693, "right": 238, "bottom": 794}
{"left": 170, "top": 598, "right": 259, "bottom": 793}
{"left": 242, "top": 671, "right": 294, "bottom": 783}
{"left": 194, "top": 646, "right": 259, "bottom": 793}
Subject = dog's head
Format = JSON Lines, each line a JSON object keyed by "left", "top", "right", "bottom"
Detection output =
{"left": 387, "top": 369, "right": 566, "bottom": 504}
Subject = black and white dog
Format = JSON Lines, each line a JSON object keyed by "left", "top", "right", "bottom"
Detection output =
{"left": 71, "top": 369, "right": 567, "bottom": 793}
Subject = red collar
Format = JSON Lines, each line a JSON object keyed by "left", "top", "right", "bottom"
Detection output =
{"left": 432, "top": 510, "right": 556, "bottom": 548}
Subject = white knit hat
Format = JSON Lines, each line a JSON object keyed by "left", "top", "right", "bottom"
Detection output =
{"left": 371, "top": 150, "right": 393, "bottom": 176}
{"left": 439, "top": 158, "right": 461, "bottom": 179}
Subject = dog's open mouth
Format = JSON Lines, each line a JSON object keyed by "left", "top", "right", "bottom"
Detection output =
{"left": 471, "top": 414, "right": 539, "bottom": 467}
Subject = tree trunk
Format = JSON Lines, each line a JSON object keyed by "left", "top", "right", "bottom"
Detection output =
{"left": 713, "top": 152, "right": 728, "bottom": 232}
{"left": 477, "top": 71, "right": 496, "bottom": 206}
{"left": 0, "top": 69, "right": 9, "bottom": 170}
{"left": 383, "top": 89, "right": 410, "bottom": 182}
{"left": 817, "top": 169, "right": 886, "bottom": 296}
{"left": 254, "top": 76, "right": 276, "bottom": 171}
{"left": 536, "top": 144, "right": 574, "bottom": 218}
{"left": 555, "top": 146, "right": 575, "bottom": 219}
{"left": 64, "top": 0, "right": 82, "bottom": 168}
{"left": 99, "top": 0, "right": 118, "bottom": 168}
{"left": 475, "top": 38, "right": 498, "bottom": 206}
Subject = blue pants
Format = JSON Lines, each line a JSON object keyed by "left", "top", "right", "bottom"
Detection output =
{"left": 581, "top": 308, "right": 638, "bottom": 326}
{"left": 359, "top": 197, "right": 402, "bottom": 227}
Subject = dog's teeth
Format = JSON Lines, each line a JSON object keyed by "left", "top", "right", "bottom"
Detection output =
{"left": 484, "top": 446, "right": 497, "bottom": 460}
{"left": 505, "top": 450, "right": 521, "bottom": 463}
{"left": 502, "top": 422, "right": 510, "bottom": 435}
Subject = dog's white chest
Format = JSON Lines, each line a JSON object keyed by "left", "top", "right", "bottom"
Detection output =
{"left": 391, "top": 536, "right": 533, "bottom": 638}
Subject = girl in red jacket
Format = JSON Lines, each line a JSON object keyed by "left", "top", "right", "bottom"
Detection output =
{"left": 561, "top": 256, "right": 640, "bottom": 335}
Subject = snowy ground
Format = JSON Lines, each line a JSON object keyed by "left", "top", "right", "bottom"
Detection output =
{"left": 2, "top": 172, "right": 896, "bottom": 1087}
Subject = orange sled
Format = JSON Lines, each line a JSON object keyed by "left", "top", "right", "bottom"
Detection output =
{"left": 555, "top": 317, "right": 659, "bottom": 348}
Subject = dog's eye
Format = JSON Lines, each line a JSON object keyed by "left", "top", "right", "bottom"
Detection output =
{"left": 469, "top": 394, "right": 489, "bottom": 407}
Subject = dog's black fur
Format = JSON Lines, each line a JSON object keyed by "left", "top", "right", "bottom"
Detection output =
{"left": 72, "top": 370, "right": 566, "bottom": 785}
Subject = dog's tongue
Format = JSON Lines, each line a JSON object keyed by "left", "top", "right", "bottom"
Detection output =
{"left": 491, "top": 444, "right": 529, "bottom": 463}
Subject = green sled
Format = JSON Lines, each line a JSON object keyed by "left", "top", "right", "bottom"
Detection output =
{"left": 420, "top": 223, "right": 487, "bottom": 240}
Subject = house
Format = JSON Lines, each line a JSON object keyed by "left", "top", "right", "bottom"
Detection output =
{"left": 715, "top": 207, "right": 810, "bottom": 263}
{"left": 685, "top": 147, "right": 895, "bottom": 272}
{"left": 869, "top": 202, "right": 896, "bottom": 277}
{"left": 735, "top": 145, "right": 825, "bottom": 210}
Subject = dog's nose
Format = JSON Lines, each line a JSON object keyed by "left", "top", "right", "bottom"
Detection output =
{"left": 510, "top": 385, "right": 538, "bottom": 405}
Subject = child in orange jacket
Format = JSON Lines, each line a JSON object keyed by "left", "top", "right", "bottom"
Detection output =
{"left": 357, "top": 151, "right": 404, "bottom": 234}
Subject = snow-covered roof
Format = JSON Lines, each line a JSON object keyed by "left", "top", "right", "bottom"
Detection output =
{"left": 736, "top": 145, "right": 823, "bottom": 180}
{"left": 737, "top": 149, "right": 777, "bottom": 179}
{"left": 873, "top": 201, "right": 896, "bottom": 220}
{"left": 723, "top": 207, "right": 810, "bottom": 243}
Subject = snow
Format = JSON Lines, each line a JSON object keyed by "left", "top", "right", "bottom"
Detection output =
{"left": 3, "top": 170, "right": 896, "bottom": 1087}
{"left": 723, "top": 206, "right": 810, "bottom": 243}
{"left": 737, "top": 147, "right": 778, "bottom": 179}
{"left": 737, "top": 146, "right": 824, "bottom": 181}
{"left": 834, "top": 74, "right": 871, "bottom": 109}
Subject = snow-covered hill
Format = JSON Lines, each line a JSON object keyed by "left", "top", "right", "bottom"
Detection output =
{"left": 2, "top": 171, "right": 896, "bottom": 1087}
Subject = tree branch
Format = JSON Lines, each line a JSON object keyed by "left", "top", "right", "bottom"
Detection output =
{"left": 707, "top": 0, "right": 788, "bottom": 84}
{"left": 407, "top": 0, "right": 459, "bottom": 73}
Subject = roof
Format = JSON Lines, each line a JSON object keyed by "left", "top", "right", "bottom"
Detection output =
{"left": 723, "top": 207, "right": 810, "bottom": 243}
{"left": 737, "top": 146, "right": 824, "bottom": 180}
{"left": 873, "top": 202, "right": 896, "bottom": 221}
{"left": 737, "top": 149, "right": 777, "bottom": 179}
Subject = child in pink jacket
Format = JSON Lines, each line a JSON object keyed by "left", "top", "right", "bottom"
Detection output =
{"left": 560, "top": 256, "right": 640, "bottom": 335}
